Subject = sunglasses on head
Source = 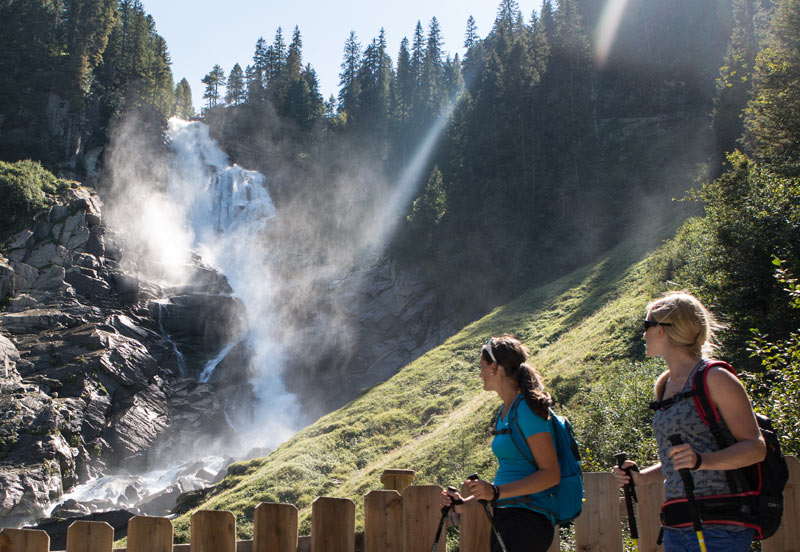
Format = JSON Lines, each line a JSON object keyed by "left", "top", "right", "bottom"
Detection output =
{"left": 643, "top": 319, "right": 672, "bottom": 331}
{"left": 484, "top": 338, "right": 496, "bottom": 363}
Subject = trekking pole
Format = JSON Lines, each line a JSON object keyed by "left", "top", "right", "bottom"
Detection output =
{"left": 431, "top": 486, "right": 461, "bottom": 552}
{"left": 614, "top": 452, "right": 639, "bottom": 552}
{"left": 668, "top": 434, "right": 708, "bottom": 552}
{"left": 467, "top": 473, "right": 509, "bottom": 552}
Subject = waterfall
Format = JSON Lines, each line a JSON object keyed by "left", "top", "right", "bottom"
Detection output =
{"left": 164, "top": 118, "right": 301, "bottom": 450}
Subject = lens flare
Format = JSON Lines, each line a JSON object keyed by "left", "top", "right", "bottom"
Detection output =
{"left": 595, "top": 0, "right": 631, "bottom": 67}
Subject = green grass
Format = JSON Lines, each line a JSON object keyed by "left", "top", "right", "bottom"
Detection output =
{"left": 169, "top": 222, "right": 680, "bottom": 542}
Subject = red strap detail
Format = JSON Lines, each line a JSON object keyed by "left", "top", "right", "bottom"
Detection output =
{"left": 691, "top": 360, "right": 735, "bottom": 426}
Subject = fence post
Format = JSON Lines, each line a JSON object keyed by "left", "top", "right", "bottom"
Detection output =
{"left": 574, "top": 472, "right": 622, "bottom": 551}
{"left": 381, "top": 470, "right": 415, "bottom": 494}
{"left": 125, "top": 515, "right": 172, "bottom": 552}
{"left": 311, "top": 497, "right": 355, "bottom": 552}
{"left": 190, "top": 510, "right": 236, "bottom": 552}
{"left": 763, "top": 455, "right": 800, "bottom": 551}
{"left": 457, "top": 480, "right": 490, "bottom": 552}
{"left": 0, "top": 528, "right": 50, "bottom": 552}
{"left": 402, "top": 485, "right": 446, "bottom": 552}
{"left": 66, "top": 521, "right": 113, "bottom": 552}
{"left": 364, "top": 490, "right": 402, "bottom": 552}
{"left": 634, "top": 477, "right": 665, "bottom": 551}
{"left": 252, "top": 503, "right": 298, "bottom": 552}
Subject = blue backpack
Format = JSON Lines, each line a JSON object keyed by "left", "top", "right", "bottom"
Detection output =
{"left": 494, "top": 395, "right": 584, "bottom": 526}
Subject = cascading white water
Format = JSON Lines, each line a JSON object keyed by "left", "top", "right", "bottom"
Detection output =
{"left": 45, "top": 120, "right": 303, "bottom": 517}
{"left": 164, "top": 118, "right": 301, "bottom": 448}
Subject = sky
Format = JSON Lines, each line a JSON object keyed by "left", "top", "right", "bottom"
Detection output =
{"left": 142, "top": 0, "right": 540, "bottom": 112}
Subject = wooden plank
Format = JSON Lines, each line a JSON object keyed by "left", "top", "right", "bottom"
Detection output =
{"left": 547, "top": 526, "right": 560, "bottom": 552}
{"left": 190, "top": 510, "right": 236, "bottom": 552}
{"left": 364, "top": 490, "right": 402, "bottom": 552}
{"left": 403, "top": 485, "right": 446, "bottom": 552}
{"left": 0, "top": 528, "right": 50, "bottom": 552}
{"left": 236, "top": 541, "right": 252, "bottom": 552}
{"left": 764, "top": 455, "right": 800, "bottom": 552}
{"left": 126, "top": 516, "right": 172, "bottom": 552}
{"left": 297, "top": 535, "right": 311, "bottom": 552}
{"left": 311, "top": 497, "right": 355, "bottom": 552}
{"left": 252, "top": 503, "right": 298, "bottom": 552}
{"left": 66, "top": 521, "right": 114, "bottom": 552}
{"left": 458, "top": 481, "right": 490, "bottom": 552}
{"left": 574, "top": 473, "right": 622, "bottom": 551}
{"left": 636, "top": 478, "right": 665, "bottom": 552}
{"left": 380, "top": 470, "right": 415, "bottom": 493}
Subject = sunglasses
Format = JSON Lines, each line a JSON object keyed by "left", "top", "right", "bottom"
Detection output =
{"left": 484, "top": 338, "right": 496, "bottom": 363}
{"left": 643, "top": 319, "right": 673, "bottom": 331}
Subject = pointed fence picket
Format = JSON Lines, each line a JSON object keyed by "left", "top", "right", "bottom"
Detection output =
{"left": 2, "top": 458, "right": 798, "bottom": 552}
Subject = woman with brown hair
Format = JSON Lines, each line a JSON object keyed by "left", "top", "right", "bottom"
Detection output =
{"left": 441, "top": 335, "right": 560, "bottom": 552}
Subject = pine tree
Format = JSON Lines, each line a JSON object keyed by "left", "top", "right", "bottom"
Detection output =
{"left": 174, "top": 78, "right": 195, "bottom": 118}
{"left": 63, "top": 0, "right": 117, "bottom": 109}
{"left": 465, "top": 16, "right": 479, "bottom": 49}
{"left": 202, "top": 64, "right": 226, "bottom": 108}
{"left": 226, "top": 63, "right": 245, "bottom": 106}
{"left": 338, "top": 31, "right": 362, "bottom": 114}
{"left": 743, "top": 0, "right": 800, "bottom": 175}
{"left": 712, "top": 0, "right": 773, "bottom": 168}
{"left": 286, "top": 26, "right": 303, "bottom": 79}
{"left": 251, "top": 37, "right": 268, "bottom": 94}
{"left": 395, "top": 37, "right": 413, "bottom": 122}
{"left": 268, "top": 27, "right": 287, "bottom": 83}
{"left": 422, "top": 17, "right": 446, "bottom": 115}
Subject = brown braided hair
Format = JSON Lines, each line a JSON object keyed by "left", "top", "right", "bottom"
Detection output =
{"left": 482, "top": 334, "right": 553, "bottom": 420}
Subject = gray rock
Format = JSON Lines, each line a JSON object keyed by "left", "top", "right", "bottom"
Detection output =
{"left": 136, "top": 485, "right": 181, "bottom": 516}
{"left": 61, "top": 212, "right": 85, "bottom": 240}
{"left": 48, "top": 204, "right": 71, "bottom": 223}
{"left": 31, "top": 266, "right": 66, "bottom": 291}
{"left": 7, "top": 249, "right": 27, "bottom": 263}
{"left": 64, "top": 270, "right": 111, "bottom": 298}
{"left": 7, "top": 229, "right": 33, "bottom": 250}
{"left": 26, "top": 243, "right": 60, "bottom": 269}
{"left": 0, "top": 257, "right": 14, "bottom": 298}
{"left": 66, "top": 227, "right": 90, "bottom": 249}
{"left": 10, "top": 262, "right": 39, "bottom": 290}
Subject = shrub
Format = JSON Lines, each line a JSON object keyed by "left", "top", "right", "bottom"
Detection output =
{"left": 566, "top": 360, "right": 664, "bottom": 471}
{"left": 744, "top": 259, "right": 800, "bottom": 455}
{"left": 0, "top": 160, "right": 59, "bottom": 234}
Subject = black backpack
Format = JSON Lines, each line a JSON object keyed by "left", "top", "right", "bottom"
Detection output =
{"left": 652, "top": 360, "right": 789, "bottom": 539}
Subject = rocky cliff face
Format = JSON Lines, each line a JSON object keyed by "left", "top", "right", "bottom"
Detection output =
{"left": 0, "top": 181, "right": 457, "bottom": 528}
{"left": 0, "top": 186, "right": 251, "bottom": 527}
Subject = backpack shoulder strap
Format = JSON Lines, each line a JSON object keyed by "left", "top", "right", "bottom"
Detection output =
{"left": 691, "top": 360, "right": 736, "bottom": 430}
{"left": 507, "top": 395, "right": 537, "bottom": 467}
{"left": 691, "top": 360, "right": 747, "bottom": 493}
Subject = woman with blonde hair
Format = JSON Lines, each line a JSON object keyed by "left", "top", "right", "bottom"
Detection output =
{"left": 441, "top": 335, "right": 560, "bottom": 552}
{"left": 614, "top": 292, "right": 766, "bottom": 551}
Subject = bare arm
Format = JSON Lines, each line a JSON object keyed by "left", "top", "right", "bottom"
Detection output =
{"left": 669, "top": 366, "right": 766, "bottom": 471}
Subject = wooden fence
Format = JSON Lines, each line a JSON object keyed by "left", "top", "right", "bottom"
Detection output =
{"left": 1, "top": 457, "right": 798, "bottom": 552}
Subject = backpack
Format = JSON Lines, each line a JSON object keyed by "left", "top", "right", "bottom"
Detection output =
{"left": 651, "top": 360, "right": 789, "bottom": 540}
{"left": 492, "top": 395, "right": 584, "bottom": 526}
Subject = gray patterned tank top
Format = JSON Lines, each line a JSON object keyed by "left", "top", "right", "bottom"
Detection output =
{"left": 652, "top": 360, "right": 736, "bottom": 500}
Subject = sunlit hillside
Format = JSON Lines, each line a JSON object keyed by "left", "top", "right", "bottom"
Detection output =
{"left": 168, "top": 220, "right": 680, "bottom": 542}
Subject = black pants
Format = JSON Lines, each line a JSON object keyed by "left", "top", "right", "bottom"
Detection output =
{"left": 490, "top": 507, "right": 555, "bottom": 552}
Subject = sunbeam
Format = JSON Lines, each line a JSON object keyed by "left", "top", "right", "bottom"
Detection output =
{"left": 594, "top": 0, "right": 632, "bottom": 67}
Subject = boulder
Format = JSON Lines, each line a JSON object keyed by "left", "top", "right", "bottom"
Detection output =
{"left": 0, "top": 257, "right": 14, "bottom": 298}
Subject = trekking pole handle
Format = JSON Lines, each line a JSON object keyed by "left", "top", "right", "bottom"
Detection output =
{"left": 668, "top": 437, "right": 707, "bottom": 552}
{"left": 667, "top": 434, "right": 696, "bottom": 494}
{"left": 614, "top": 452, "right": 640, "bottom": 543}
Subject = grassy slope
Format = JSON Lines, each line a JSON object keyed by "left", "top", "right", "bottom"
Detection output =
{"left": 170, "top": 223, "right": 678, "bottom": 541}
